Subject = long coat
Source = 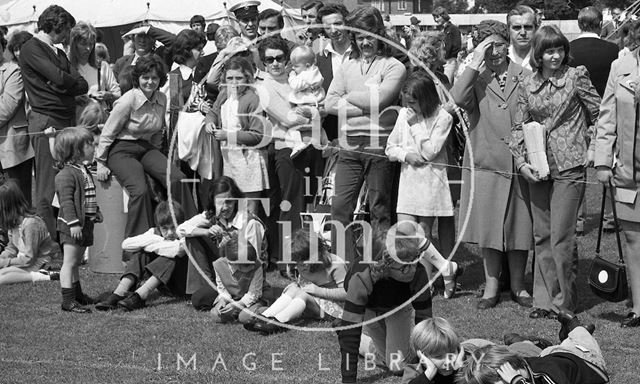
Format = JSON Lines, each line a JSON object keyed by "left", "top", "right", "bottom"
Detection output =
{"left": 451, "top": 61, "right": 533, "bottom": 251}
{"left": 595, "top": 51, "right": 640, "bottom": 222}
{"left": 0, "top": 61, "right": 32, "bottom": 169}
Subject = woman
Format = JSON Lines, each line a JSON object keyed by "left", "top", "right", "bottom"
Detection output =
{"left": 255, "top": 36, "right": 321, "bottom": 264}
{"left": 451, "top": 20, "right": 533, "bottom": 310}
{"left": 69, "top": 22, "right": 120, "bottom": 110}
{"left": 0, "top": 32, "right": 33, "bottom": 205}
{"left": 6, "top": 31, "right": 33, "bottom": 64}
{"left": 95, "top": 55, "right": 196, "bottom": 239}
{"left": 166, "top": 28, "right": 208, "bottom": 114}
{"left": 511, "top": 25, "right": 600, "bottom": 317}
{"left": 595, "top": 19, "right": 640, "bottom": 328}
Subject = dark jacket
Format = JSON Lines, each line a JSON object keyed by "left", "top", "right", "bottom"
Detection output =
{"left": 569, "top": 36, "right": 619, "bottom": 97}
{"left": 441, "top": 22, "right": 461, "bottom": 60}
{"left": 55, "top": 165, "right": 96, "bottom": 227}
{"left": 521, "top": 353, "right": 608, "bottom": 384}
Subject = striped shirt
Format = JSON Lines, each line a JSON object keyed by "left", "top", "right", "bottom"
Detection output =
{"left": 76, "top": 164, "right": 98, "bottom": 220}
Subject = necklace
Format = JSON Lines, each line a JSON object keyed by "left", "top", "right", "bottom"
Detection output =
{"left": 360, "top": 56, "right": 377, "bottom": 75}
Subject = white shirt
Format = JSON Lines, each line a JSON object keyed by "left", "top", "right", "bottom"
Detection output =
{"left": 203, "top": 40, "right": 217, "bottom": 56}
{"left": 576, "top": 32, "right": 601, "bottom": 39}
{"left": 322, "top": 39, "right": 353, "bottom": 78}
{"left": 508, "top": 45, "right": 532, "bottom": 71}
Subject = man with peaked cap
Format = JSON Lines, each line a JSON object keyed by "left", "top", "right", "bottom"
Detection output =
{"left": 228, "top": 0, "right": 260, "bottom": 40}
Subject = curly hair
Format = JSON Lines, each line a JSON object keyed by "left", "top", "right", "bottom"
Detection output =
{"left": 409, "top": 31, "right": 445, "bottom": 70}
{"left": 7, "top": 31, "right": 33, "bottom": 59}
{"left": 346, "top": 6, "right": 393, "bottom": 58}
{"left": 53, "top": 127, "right": 94, "bottom": 167}
{"left": 257, "top": 36, "right": 291, "bottom": 62}
{"left": 69, "top": 21, "right": 97, "bottom": 68}
{"left": 364, "top": 230, "right": 423, "bottom": 280}
{"left": 131, "top": 55, "right": 168, "bottom": 88}
{"left": 171, "top": 29, "right": 207, "bottom": 65}
{"left": 37, "top": 5, "right": 76, "bottom": 34}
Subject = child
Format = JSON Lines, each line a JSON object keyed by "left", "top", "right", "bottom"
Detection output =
{"left": 180, "top": 176, "right": 268, "bottom": 297}
{"left": 458, "top": 313, "right": 608, "bottom": 384}
{"left": 338, "top": 230, "right": 435, "bottom": 383}
{"left": 53, "top": 127, "right": 102, "bottom": 313}
{"left": 95, "top": 201, "right": 188, "bottom": 311}
{"left": 245, "top": 227, "right": 348, "bottom": 334}
{"left": 207, "top": 56, "right": 269, "bottom": 211}
{"left": 402, "top": 317, "right": 466, "bottom": 384}
{"left": 385, "top": 70, "right": 461, "bottom": 299}
{"left": 0, "top": 180, "right": 61, "bottom": 285}
{"left": 286, "top": 45, "right": 325, "bottom": 158}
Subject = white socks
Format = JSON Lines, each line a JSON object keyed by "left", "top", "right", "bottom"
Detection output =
{"left": 261, "top": 294, "right": 293, "bottom": 318}
{"left": 30, "top": 271, "right": 50, "bottom": 283}
{"left": 274, "top": 297, "right": 306, "bottom": 323}
{"left": 136, "top": 276, "right": 161, "bottom": 300}
{"left": 114, "top": 276, "right": 135, "bottom": 297}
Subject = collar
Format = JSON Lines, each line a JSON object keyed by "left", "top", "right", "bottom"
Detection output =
{"left": 508, "top": 45, "right": 530, "bottom": 63}
{"left": 178, "top": 64, "right": 193, "bottom": 81}
{"left": 228, "top": 210, "right": 247, "bottom": 230}
{"left": 323, "top": 39, "right": 352, "bottom": 58}
{"left": 577, "top": 32, "right": 600, "bottom": 39}
{"left": 527, "top": 65, "right": 569, "bottom": 92}
{"left": 131, "top": 87, "right": 162, "bottom": 110}
{"left": 35, "top": 32, "right": 59, "bottom": 53}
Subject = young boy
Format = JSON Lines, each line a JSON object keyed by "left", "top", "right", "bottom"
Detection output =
{"left": 95, "top": 201, "right": 188, "bottom": 311}
{"left": 459, "top": 313, "right": 608, "bottom": 384}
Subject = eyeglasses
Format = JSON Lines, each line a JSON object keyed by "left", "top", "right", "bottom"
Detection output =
{"left": 264, "top": 54, "right": 287, "bottom": 64}
{"left": 510, "top": 25, "right": 535, "bottom": 32}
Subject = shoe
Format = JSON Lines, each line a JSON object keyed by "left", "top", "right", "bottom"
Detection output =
{"left": 602, "top": 218, "right": 619, "bottom": 232}
{"left": 253, "top": 318, "right": 288, "bottom": 335}
{"left": 243, "top": 318, "right": 260, "bottom": 332}
{"left": 503, "top": 333, "right": 553, "bottom": 349}
{"left": 529, "top": 308, "right": 557, "bottom": 319}
{"left": 558, "top": 309, "right": 595, "bottom": 341}
{"left": 61, "top": 301, "right": 92, "bottom": 314}
{"left": 621, "top": 312, "right": 640, "bottom": 328}
{"left": 118, "top": 292, "right": 146, "bottom": 311}
{"left": 95, "top": 293, "right": 125, "bottom": 311}
{"left": 477, "top": 295, "right": 500, "bottom": 310}
{"left": 38, "top": 269, "right": 60, "bottom": 281}
{"left": 510, "top": 292, "right": 533, "bottom": 308}
{"left": 443, "top": 262, "right": 463, "bottom": 299}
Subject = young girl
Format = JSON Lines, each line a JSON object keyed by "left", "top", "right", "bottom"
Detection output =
{"left": 385, "top": 70, "right": 461, "bottom": 299}
{"left": 0, "top": 180, "right": 60, "bottom": 285}
{"left": 207, "top": 56, "right": 269, "bottom": 213}
{"left": 54, "top": 127, "right": 101, "bottom": 313}
{"left": 245, "top": 228, "right": 347, "bottom": 334}
{"left": 180, "top": 176, "right": 268, "bottom": 297}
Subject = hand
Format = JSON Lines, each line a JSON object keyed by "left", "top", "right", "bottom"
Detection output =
{"left": 96, "top": 162, "right": 111, "bottom": 182}
{"left": 70, "top": 226, "right": 83, "bottom": 241}
{"left": 220, "top": 300, "right": 244, "bottom": 315}
{"left": 469, "top": 39, "right": 492, "bottom": 69}
{"left": 416, "top": 350, "right": 438, "bottom": 380}
{"left": 208, "top": 225, "right": 225, "bottom": 240}
{"left": 406, "top": 108, "right": 420, "bottom": 125}
{"left": 301, "top": 283, "right": 319, "bottom": 295}
{"left": 519, "top": 163, "right": 540, "bottom": 183}
{"left": 212, "top": 129, "right": 228, "bottom": 141}
{"left": 317, "top": 106, "right": 328, "bottom": 118}
{"left": 405, "top": 153, "right": 427, "bottom": 167}
{"left": 200, "top": 103, "right": 212, "bottom": 115}
{"left": 295, "top": 106, "right": 314, "bottom": 119}
{"left": 44, "top": 127, "right": 56, "bottom": 138}
{"left": 586, "top": 149, "right": 595, "bottom": 168}
{"left": 596, "top": 167, "right": 613, "bottom": 185}
{"left": 90, "top": 90, "right": 106, "bottom": 101}
{"left": 94, "top": 211, "right": 104, "bottom": 224}
{"left": 497, "top": 363, "right": 521, "bottom": 383}
{"left": 205, "top": 122, "right": 217, "bottom": 135}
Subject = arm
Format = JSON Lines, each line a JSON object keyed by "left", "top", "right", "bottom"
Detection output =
{"left": 0, "top": 65, "right": 24, "bottom": 127}
{"left": 594, "top": 61, "right": 618, "bottom": 170}
{"left": 239, "top": 265, "right": 264, "bottom": 307}
{"left": 414, "top": 110, "right": 453, "bottom": 161}
{"left": 176, "top": 212, "right": 212, "bottom": 238}
{"left": 450, "top": 66, "right": 479, "bottom": 112}
{"left": 0, "top": 236, "right": 18, "bottom": 262}
{"left": 55, "top": 170, "right": 81, "bottom": 227}
{"left": 215, "top": 271, "right": 233, "bottom": 302}
{"left": 144, "top": 239, "right": 185, "bottom": 258}
{"left": 325, "top": 64, "right": 364, "bottom": 118}
{"left": 255, "top": 82, "right": 310, "bottom": 129}
{"left": 339, "top": 272, "right": 373, "bottom": 383}
{"left": 122, "top": 228, "right": 163, "bottom": 252}
{"left": 510, "top": 84, "right": 532, "bottom": 170}
{"left": 346, "top": 60, "right": 406, "bottom": 110}
{"left": 385, "top": 109, "right": 409, "bottom": 162}
{"left": 101, "top": 61, "right": 121, "bottom": 99}
{"left": 146, "top": 26, "right": 176, "bottom": 50}
{"left": 234, "top": 92, "right": 268, "bottom": 146}
{"left": 575, "top": 66, "right": 602, "bottom": 150}
{"left": 95, "top": 92, "right": 133, "bottom": 163}
{"left": 21, "top": 44, "right": 88, "bottom": 95}
{"left": 4, "top": 218, "right": 49, "bottom": 268}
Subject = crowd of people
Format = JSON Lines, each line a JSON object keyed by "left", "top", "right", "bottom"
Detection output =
{"left": 0, "top": 0, "right": 638, "bottom": 383}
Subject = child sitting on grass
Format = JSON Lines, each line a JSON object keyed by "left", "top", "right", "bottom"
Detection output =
{"left": 244, "top": 227, "right": 348, "bottom": 334}
{"left": 95, "top": 201, "right": 188, "bottom": 311}
{"left": 0, "top": 180, "right": 61, "bottom": 285}
{"left": 459, "top": 312, "right": 608, "bottom": 384}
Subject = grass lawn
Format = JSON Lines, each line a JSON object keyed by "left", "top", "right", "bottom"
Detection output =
{"left": 2, "top": 171, "right": 640, "bottom": 383}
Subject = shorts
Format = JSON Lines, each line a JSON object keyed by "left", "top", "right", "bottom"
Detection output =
{"left": 58, "top": 219, "right": 95, "bottom": 247}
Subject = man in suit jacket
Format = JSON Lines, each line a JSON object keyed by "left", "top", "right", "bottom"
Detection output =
{"left": 570, "top": 6, "right": 619, "bottom": 234}
{"left": 570, "top": 6, "right": 619, "bottom": 97}
{"left": 315, "top": 3, "right": 351, "bottom": 141}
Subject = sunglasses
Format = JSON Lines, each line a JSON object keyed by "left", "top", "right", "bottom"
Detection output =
{"left": 264, "top": 54, "right": 287, "bottom": 64}
{"left": 388, "top": 262, "right": 416, "bottom": 274}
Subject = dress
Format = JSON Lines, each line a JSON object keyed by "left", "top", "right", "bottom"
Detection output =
{"left": 386, "top": 107, "right": 454, "bottom": 217}
{"left": 219, "top": 92, "right": 269, "bottom": 193}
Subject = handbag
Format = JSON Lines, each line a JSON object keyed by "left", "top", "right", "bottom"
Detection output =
{"left": 588, "top": 181, "right": 628, "bottom": 302}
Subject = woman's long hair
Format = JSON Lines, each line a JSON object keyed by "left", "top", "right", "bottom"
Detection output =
{"left": 0, "top": 180, "right": 33, "bottom": 230}
{"left": 69, "top": 21, "right": 97, "bottom": 68}
{"left": 205, "top": 176, "right": 245, "bottom": 221}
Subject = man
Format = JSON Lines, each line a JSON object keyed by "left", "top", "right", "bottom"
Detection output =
{"left": 202, "top": 22, "right": 219, "bottom": 56}
{"left": 299, "top": 0, "right": 324, "bottom": 48}
{"left": 19, "top": 5, "right": 88, "bottom": 238}
{"left": 507, "top": 5, "right": 537, "bottom": 71}
{"left": 189, "top": 15, "right": 206, "bottom": 33}
{"left": 228, "top": 0, "right": 260, "bottom": 40}
{"left": 257, "top": 9, "right": 298, "bottom": 54}
{"left": 601, "top": 7, "right": 623, "bottom": 46}
{"left": 570, "top": 6, "right": 619, "bottom": 234}
{"left": 433, "top": 6, "right": 460, "bottom": 83}
{"left": 316, "top": 3, "right": 352, "bottom": 141}
{"left": 112, "top": 28, "right": 156, "bottom": 80}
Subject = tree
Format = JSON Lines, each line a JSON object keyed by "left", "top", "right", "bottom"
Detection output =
{"left": 433, "top": 0, "right": 470, "bottom": 13}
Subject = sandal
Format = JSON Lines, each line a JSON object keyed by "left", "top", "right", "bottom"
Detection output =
{"left": 443, "top": 261, "right": 463, "bottom": 299}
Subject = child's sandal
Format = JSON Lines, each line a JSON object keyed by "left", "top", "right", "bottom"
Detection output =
{"left": 443, "top": 261, "right": 463, "bottom": 299}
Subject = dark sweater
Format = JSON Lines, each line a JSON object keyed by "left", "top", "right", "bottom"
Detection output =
{"left": 569, "top": 37, "right": 619, "bottom": 97}
{"left": 522, "top": 353, "right": 608, "bottom": 384}
{"left": 19, "top": 37, "right": 88, "bottom": 121}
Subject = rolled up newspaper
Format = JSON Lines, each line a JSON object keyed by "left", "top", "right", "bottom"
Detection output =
{"left": 522, "top": 121, "right": 550, "bottom": 179}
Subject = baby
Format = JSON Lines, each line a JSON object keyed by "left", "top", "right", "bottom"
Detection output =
{"left": 286, "top": 45, "right": 325, "bottom": 158}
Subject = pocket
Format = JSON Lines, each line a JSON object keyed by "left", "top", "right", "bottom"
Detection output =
{"left": 13, "top": 125, "right": 31, "bottom": 153}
